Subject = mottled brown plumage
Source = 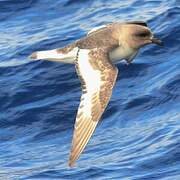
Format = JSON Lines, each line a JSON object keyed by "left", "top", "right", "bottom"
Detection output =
{"left": 58, "top": 23, "right": 119, "bottom": 55}
{"left": 29, "top": 21, "right": 163, "bottom": 167}
{"left": 69, "top": 48, "right": 118, "bottom": 167}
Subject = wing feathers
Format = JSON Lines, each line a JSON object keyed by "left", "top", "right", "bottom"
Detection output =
{"left": 69, "top": 48, "right": 118, "bottom": 167}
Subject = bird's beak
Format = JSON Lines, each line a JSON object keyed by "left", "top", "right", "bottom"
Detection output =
{"left": 151, "top": 37, "right": 163, "bottom": 46}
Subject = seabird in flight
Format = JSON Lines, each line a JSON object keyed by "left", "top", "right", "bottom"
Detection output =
{"left": 30, "top": 21, "right": 163, "bottom": 167}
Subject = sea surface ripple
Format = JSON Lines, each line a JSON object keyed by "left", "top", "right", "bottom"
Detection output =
{"left": 0, "top": 0, "right": 179, "bottom": 179}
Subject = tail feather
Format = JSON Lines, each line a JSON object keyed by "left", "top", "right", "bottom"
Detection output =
{"left": 29, "top": 47, "right": 78, "bottom": 64}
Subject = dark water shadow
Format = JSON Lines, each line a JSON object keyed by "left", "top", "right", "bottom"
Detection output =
{"left": 64, "top": 0, "right": 91, "bottom": 6}
{"left": 117, "top": 62, "right": 150, "bottom": 79}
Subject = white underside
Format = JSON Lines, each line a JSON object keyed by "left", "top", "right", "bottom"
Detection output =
{"left": 109, "top": 46, "right": 137, "bottom": 63}
{"left": 34, "top": 45, "right": 137, "bottom": 64}
{"left": 77, "top": 49, "right": 101, "bottom": 117}
{"left": 35, "top": 48, "right": 78, "bottom": 63}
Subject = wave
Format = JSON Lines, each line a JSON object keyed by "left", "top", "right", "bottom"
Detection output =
{"left": 0, "top": 58, "right": 32, "bottom": 67}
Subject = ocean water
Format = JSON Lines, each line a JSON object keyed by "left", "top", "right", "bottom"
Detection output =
{"left": 0, "top": 0, "right": 180, "bottom": 179}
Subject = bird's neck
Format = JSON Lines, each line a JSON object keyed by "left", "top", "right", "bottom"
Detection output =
{"left": 109, "top": 45, "right": 138, "bottom": 63}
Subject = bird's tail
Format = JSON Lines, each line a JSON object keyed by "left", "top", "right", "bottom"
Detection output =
{"left": 29, "top": 46, "right": 78, "bottom": 64}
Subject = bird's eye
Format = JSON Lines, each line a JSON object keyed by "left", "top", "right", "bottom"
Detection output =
{"left": 137, "top": 32, "right": 148, "bottom": 37}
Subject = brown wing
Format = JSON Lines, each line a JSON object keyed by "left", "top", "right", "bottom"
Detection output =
{"left": 69, "top": 48, "right": 118, "bottom": 167}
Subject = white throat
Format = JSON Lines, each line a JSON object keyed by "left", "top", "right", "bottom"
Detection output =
{"left": 109, "top": 46, "right": 138, "bottom": 63}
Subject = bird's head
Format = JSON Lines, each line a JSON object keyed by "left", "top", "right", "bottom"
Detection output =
{"left": 119, "top": 21, "right": 163, "bottom": 49}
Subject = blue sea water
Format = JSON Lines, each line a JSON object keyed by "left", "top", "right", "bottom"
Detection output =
{"left": 0, "top": 0, "right": 180, "bottom": 179}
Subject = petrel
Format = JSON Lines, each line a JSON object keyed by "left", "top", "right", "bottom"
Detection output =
{"left": 30, "top": 21, "right": 163, "bottom": 167}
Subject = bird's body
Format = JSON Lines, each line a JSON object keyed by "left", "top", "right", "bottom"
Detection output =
{"left": 31, "top": 22, "right": 141, "bottom": 64}
{"left": 30, "top": 21, "right": 162, "bottom": 167}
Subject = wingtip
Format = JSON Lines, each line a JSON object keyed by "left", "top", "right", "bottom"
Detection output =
{"left": 68, "top": 158, "right": 76, "bottom": 168}
{"left": 29, "top": 52, "right": 38, "bottom": 60}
